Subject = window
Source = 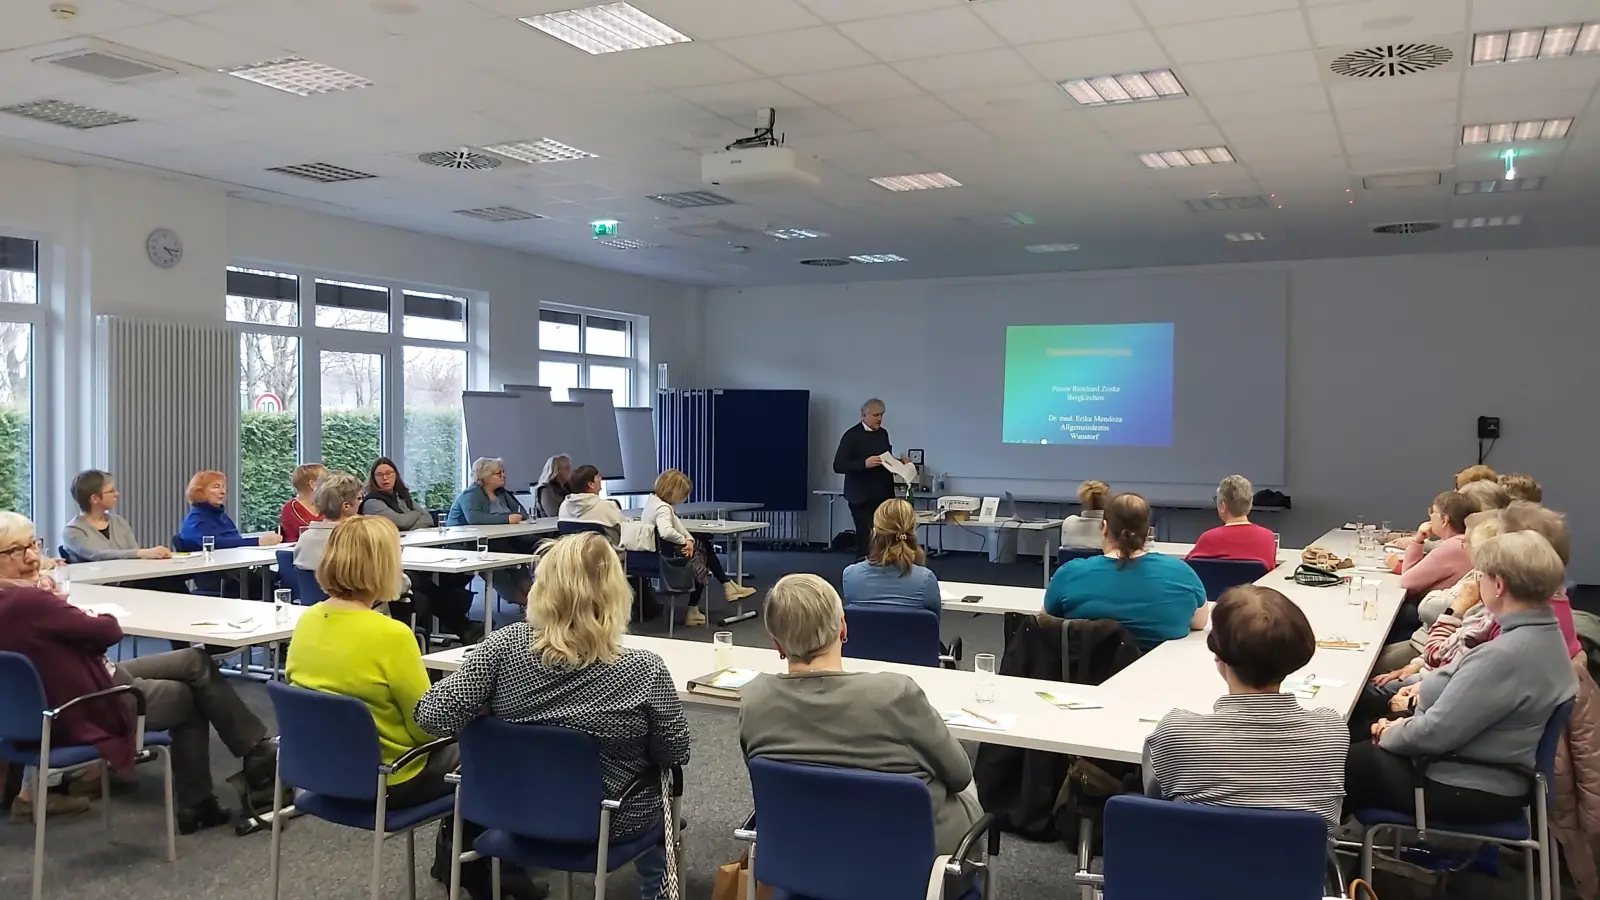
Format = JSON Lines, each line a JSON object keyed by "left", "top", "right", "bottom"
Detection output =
{"left": 0, "top": 237, "right": 39, "bottom": 517}
{"left": 538, "top": 307, "right": 643, "bottom": 405}
{"left": 315, "top": 279, "right": 389, "bottom": 332}
{"left": 403, "top": 290, "right": 467, "bottom": 342}
{"left": 320, "top": 350, "right": 383, "bottom": 476}
{"left": 239, "top": 333, "right": 301, "bottom": 531}
{"left": 227, "top": 266, "right": 297, "bottom": 326}
{"left": 404, "top": 346, "right": 466, "bottom": 509}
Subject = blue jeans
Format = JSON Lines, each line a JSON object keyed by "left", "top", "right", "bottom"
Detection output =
{"left": 631, "top": 842, "right": 666, "bottom": 900}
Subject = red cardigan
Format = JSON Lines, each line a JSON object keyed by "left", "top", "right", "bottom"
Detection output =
{"left": 0, "top": 585, "right": 136, "bottom": 769}
{"left": 280, "top": 498, "right": 321, "bottom": 543}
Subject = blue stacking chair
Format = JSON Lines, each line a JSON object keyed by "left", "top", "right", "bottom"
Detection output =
{"left": 843, "top": 606, "right": 958, "bottom": 668}
{"left": 740, "top": 757, "right": 998, "bottom": 900}
{"left": 1056, "top": 547, "right": 1101, "bottom": 568}
{"left": 447, "top": 718, "right": 682, "bottom": 900}
{"left": 0, "top": 651, "right": 176, "bottom": 900}
{"left": 273, "top": 549, "right": 302, "bottom": 601}
{"left": 1355, "top": 698, "right": 1576, "bottom": 900}
{"left": 265, "top": 682, "right": 457, "bottom": 900}
{"left": 1088, "top": 795, "right": 1330, "bottom": 900}
{"left": 557, "top": 521, "right": 610, "bottom": 537}
{"left": 1186, "top": 558, "right": 1270, "bottom": 601}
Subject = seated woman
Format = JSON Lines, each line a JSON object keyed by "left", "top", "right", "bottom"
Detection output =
{"left": 1044, "top": 492, "right": 1209, "bottom": 650}
{"left": 645, "top": 468, "right": 754, "bottom": 628}
{"left": 1455, "top": 464, "right": 1499, "bottom": 489}
{"left": 291, "top": 470, "right": 362, "bottom": 573}
{"left": 62, "top": 469, "right": 173, "bottom": 563}
{"left": 0, "top": 511, "right": 278, "bottom": 832}
{"left": 558, "top": 464, "right": 625, "bottom": 546}
{"left": 177, "top": 469, "right": 280, "bottom": 596}
{"left": 1059, "top": 480, "right": 1110, "bottom": 551}
{"left": 364, "top": 458, "right": 477, "bottom": 641}
{"left": 841, "top": 498, "right": 941, "bottom": 615}
{"left": 1144, "top": 585, "right": 1346, "bottom": 830}
{"left": 1348, "top": 530, "right": 1577, "bottom": 824}
{"left": 279, "top": 463, "right": 327, "bottom": 543}
{"left": 1371, "top": 510, "right": 1499, "bottom": 675}
{"left": 416, "top": 533, "right": 690, "bottom": 900}
{"left": 1458, "top": 478, "right": 1511, "bottom": 513}
{"left": 1499, "top": 473, "right": 1543, "bottom": 503}
{"left": 361, "top": 457, "right": 434, "bottom": 531}
{"left": 1186, "top": 474, "right": 1277, "bottom": 572}
{"left": 1393, "top": 491, "right": 1475, "bottom": 594}
{"left": 533, "top": 454, "right": 572, "bottom": 518}
{"left": 740, "top": 573, "right": 983, "bottom": 855}
{"left": 446, "top": 456, "right": 532, "bottom": 606}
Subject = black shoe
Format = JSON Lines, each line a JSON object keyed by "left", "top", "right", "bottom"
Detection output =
{"left": 177, "top": 797, "right": 232, "bottom": 835}
{"left": 240, "top": 743, "right": 277, "bottom": 790}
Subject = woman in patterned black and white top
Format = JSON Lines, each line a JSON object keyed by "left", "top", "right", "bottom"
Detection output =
{"left": 416, "top": 532, "right": 691, "bottom": 900}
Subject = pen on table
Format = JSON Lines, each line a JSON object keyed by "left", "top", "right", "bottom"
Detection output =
{"left": 961, "top": 707, "right": 998, "bottom": 725}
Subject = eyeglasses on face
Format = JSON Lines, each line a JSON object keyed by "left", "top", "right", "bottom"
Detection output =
{"left": 1, "top": 538, "right": 43, "bottom": 557}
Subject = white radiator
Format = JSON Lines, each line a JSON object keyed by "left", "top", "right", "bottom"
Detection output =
{"left": 96, "top": 317, "right": 238, "bottom": 547}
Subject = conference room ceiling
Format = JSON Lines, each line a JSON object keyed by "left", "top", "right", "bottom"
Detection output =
{"left": 3, "top": 0, "right": 1600, "bottom": 286}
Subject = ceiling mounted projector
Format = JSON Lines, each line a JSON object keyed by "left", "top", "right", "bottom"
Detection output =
{"left": 702, "top": 107, "right": 820, "bottom": 188}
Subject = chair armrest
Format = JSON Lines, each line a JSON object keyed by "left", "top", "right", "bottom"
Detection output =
{"left": 1409, "top": 753, "right": 1539, "bottom": 817}
{"left": 383, "top": 736, "right": 458, "bottom": 775}
{"left": 48, "top": 683, "right": 144, "bottom": 719}
{"left": 733, "top": 810, "right": 757, "bottom": 842}
{"left": 940, "top": 813, "right": 997, "bottom": 899}
{"left": 606, "top": 765, "right": 681, "bottom": 810}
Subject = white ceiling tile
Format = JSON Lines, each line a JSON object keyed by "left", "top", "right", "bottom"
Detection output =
{"left": 1178, "top": 50, "right": 1322, "bottom": 94}
{"left": 1464, "top": 58, "right": 1600, "bottom": 99}
{"left": 1346, "top": 147, "right": 1457, "bottom": 171}
{"left": 1105, "top": 122, "right": 1230, "bottom": 153}
{"left": 799, "top": 0, "right": 962, "bottom": 24}
{"left": 633, "top": 0, "right": 822, "bottom": 40}
{"left": 780, "top": 64, "right": 924, "bottom": 104}
{"left": 1459, "top": 88, "right": 1592, "bottom": 123}
{"left": 1469, "top": 0, "right": 1600, "bottom": 31}
{"left": 1306, "top": 0, "right": 1467, "bottom": 48}
{"left": 0, "top": 0, "right": 168, "bottom": 53}
{"left": 829, "top": 148, "right": 931, "bottom": 176}
{"left": 1202, "top": 84, "right": 1330, "bottom": 121}
{"left": 786, "top": 129, "right": 901, "bottom": 159}
{"left": 1089, "top": 97, "right": 1213, "bottom": 133}
{"left": 838, "top": 8, "right": 1003, "bottom": 63}
{"left": 97, "top": 16, "right": 288, "bottom": 70}
{"left": 937, "top": 81, "right": 1073, "bottom": 118}
{"left": 877, "top": 120, "right": 998, "bottom": 151}
{"left": 715, "top": 26, "right": 876, "bottom": 76}
{"left": 1156, "top": 10, "right": 1311, "bottom": 65}
{"left": 574, "top": 43, "right": 763, "bottom": 89}
{"left": 1341, "top": 126, "right": 1454, "bottom": 154}
{"left": 1223, "top": 112, "right": 1343, "bottom": 148}
{"left": 1336, "top": 101, "right": 1459, "bottom": 135}
{"left": 892, "top": 49, "right": 1040, "bottom": 93}
{"left": 1017, "top": 30, "right": 1170, "bottom": 80}
{"left": 1132, "top": 0, "right": 1298, "bottom": 27}
{"left": 831, "top": 95, "right": 961, "bottom": 129}
{"left": 1327, "top": 71, "right": 1461, "bottom": 110}
{"left": 674, "top": 79, "right": 816, "bottom": 117}
{"left": 969, "top": 0, "right": 1145, "bottom": 45}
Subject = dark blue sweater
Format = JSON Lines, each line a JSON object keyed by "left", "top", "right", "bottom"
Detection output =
{"left": 175, "top": 502, "right": 259, "bottom": 552}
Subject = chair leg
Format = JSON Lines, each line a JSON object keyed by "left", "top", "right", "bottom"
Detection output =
{"left": 31, "top": 764, "right": 47, "bottom": 900}
{"left": 371, "top": 788, "right": 388, "bottom": 900}
{"left": 100, "top": 760, "right": 111, "bottom": 832}
{"left": 1360, "top": 827, "right": 1377, "bottom": 888}
{"left": 449, "top": 806, "right": 465, "bottom": 900}
{"left": 563, "top": 871, "right": 575, "bottom": 899}
{"left": 594, "top": 821, "right": 612, "bottom": 900}
{"left": 269, "top": 766, "right": 286, "bottom": 900}
{"left": 406, "top": 830, "right": 417, "bottom": 900}
{"left": 492, "top": 857, "right": 502, "bottom": 900}
{"left": 1524, "top": 846, "right": 1536, "bottom": 900}
{"left": 160, "top": 748, "right": 176, "bottom": 862}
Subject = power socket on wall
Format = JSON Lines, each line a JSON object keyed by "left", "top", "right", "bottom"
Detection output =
{"left": 1477, "top": 416, "right": 1501, "bottom": 440}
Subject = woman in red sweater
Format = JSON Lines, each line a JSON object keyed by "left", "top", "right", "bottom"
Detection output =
{"left": 0, "top": 512, "right": 279, "bottom": 832}
{"left": 279, "top": 463, "right": 326, "bottom": 542}
{"left": 1186, "top": 474, "right": 1278, "bottom": 571}
{"left": 1393, "top": 490, "right": 1477, "bottom": 594}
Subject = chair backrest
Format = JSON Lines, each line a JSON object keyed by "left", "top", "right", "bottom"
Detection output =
{"left": 1057, "top": 547, "right": 1101, "bottom": 567}
{"left": 58, "top": 544, "right": 87, "bottom": 564}
{"left": 0, "top": 652, "right": 48, "bottom": 742}
{"left": 624, "top": 550, "right": 660, "bottom": 576}
{"left": 172, "top": 532, "right": 199, "bottom": 553}
{"left": 299, "top": 573, "right": 329, "bottom": 604}
{"left": 457, "top": 718, "right": 606, "bottom": 842}
{"left": 842, "top": 605, "right": 942, "bottom": 667}
{"left": 1102, "top": 795, "right": 1328, "bottom": 900}
{"left": 557, "top": 520, "right": 609, "bottom": 537}
{"left": 1538, "top": 698, "right": 1577, "bottom": 783}
{"left": 274, "top": 549, "right": 300, "bottom": 601}
{"left": 747, "top": 758, "right": 936, "bottom": 900}
{"left": 266, "top": 681, "right": 384, "bottom": 801}
{"left": 1186, "top": 558, "right": 1270, "bottom": 601}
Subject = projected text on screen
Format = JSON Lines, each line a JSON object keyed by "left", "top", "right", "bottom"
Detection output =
{"left": 1002, "top": 322, "right": 1174, "bottom": 448}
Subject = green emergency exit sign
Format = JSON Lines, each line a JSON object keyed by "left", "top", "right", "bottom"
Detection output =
{"left": 591, "top": 220, "right": 619, "bottom": 238}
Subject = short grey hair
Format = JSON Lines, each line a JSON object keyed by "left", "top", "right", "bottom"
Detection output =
{"left": 312, "top": 471, "right": 363, "bottom": 520}
{"left": 861, "top": 398, "right": 885, "bottom": 416}
{"left": 1459, "top": 479, "right": 1511, "bottom": 512}
{"left": 763, "top": 573, "right": 845, "bottom": 664}
{"left": 1473, "top": 530, "right": 1564, "bottom": 604}
{"left": 471, "top": 456, "right": 506, "bottom": 485}
{"left": 1217, "top": 474, "right": 1254, "bottom": 517}
{"left": 0, "top": 511, "right": 34, "bottom": 549}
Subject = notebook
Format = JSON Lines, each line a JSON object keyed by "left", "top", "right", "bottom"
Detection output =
{"left": 686, "top": 668, "right": 762, "bottom": 699}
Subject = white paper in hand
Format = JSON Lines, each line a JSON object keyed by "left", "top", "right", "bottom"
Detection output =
{"left": 879, "top": 455, "right": 917, "bottom": 485}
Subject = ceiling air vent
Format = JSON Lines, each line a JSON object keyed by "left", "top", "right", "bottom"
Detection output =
{"left": 1362, "top": 171, "right": 1443, "bottom": 190}
{"left": 1329, "top": 42, "right": 1455, "bottom": 78}
{"left": 455, "top": 207, "right": 542, "bottom": 221}
{"left": 1372, "top": 222, "right": 1442, "bottom": 235}
{"left": 799, "top": 258, "right": 851, "bottom": 267}
{"left": 266, "top": 163, "right": 377, "bottom": 183}
{"left": 33, "top": 40, "right": 190, "bottom": 84}
{"left": 418, "top": 149, "right": 502, "bottom": 170}
{"left": 1185, "top": 195, "right": 1269, "bottom": 212}
{"left": 648, "top": 191, "right": 734, "bottom": 209}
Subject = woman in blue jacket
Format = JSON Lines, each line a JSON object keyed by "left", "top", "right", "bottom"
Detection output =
{"left": 177, "top": 469, "right": 280, "bottom": 598}
{"left": 446, "top": 457, "right": 533, "bottom": 606}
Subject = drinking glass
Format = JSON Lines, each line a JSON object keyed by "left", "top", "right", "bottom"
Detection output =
{"left": 716, "top": 507, "right": 727, "bottom": 527}
{"left": 52, "top": 567, "right": 70, "bottom": 597}
{"left": 273, "top": 588, "right": 293, "bottom": 625}
{"left": 476, "top": 538, "right": 489, "bottom": 558}
{"left": 974, "top": 653, "right": 997, "bottom": 704}
{"left": 713, "top": 631, "right": 734, "bottom": 671}
{"left": 202, "top": 535, "right": 215, "bottom": 558}
{"left": 1273, "top": 532, "right": 1281, "bottom": 560}
{"left": 1363, "top": 581, "right": 1380, "bottom": 621}
{"left": 1347, "top": 574, "right": 1365, "bottom": 607}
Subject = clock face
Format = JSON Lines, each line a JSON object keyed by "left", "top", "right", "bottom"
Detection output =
{"left": 146, "top": 228, "right": 182, "bottom": 269}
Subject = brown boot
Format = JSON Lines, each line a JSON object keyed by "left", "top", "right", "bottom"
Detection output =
{"left": 10, "top": 794, "right": 92, "bottom": 822}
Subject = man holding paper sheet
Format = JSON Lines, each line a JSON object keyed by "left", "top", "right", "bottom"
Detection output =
{"left": 833, "top": 398, "right": 906, "bottom": 560}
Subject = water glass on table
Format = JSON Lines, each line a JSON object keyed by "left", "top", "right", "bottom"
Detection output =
{"left": 202, "top": 535, "right": 216, "bottom": 558}
{"left": 476, "top": 538, "right": 489, "bottom": 558}
{"left": 974, "top": 653, "right": 997, "bottom": 704}
{"left": 52, "top": 566, "right": 70, "bottom": 597}
{"left": 1347, "top": 574, "right": 1365, "bottom": 607}
{"left": 273, "top": 588, "right": 292, "bottom": 626}
{"left": 1363, "top": 581, "right": 1380, "bottom": 621}
{"left": 713, "top": 631, "right": 734, "bottom": 670}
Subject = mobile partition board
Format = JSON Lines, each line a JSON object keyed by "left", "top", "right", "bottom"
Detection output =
{"left": 503, "top": 385, "right": 576, "bottom": 487}
{"left": 612, "top": 407, "right": 659, "bottom": 494}
{"left": 463, "top": 391, "right": 535, "bottom": 489}
{"left": 567, "top": 388, "right": 625, "bottom": 479}
{"left": 545, "top": 402, "right": 593, "bottom": 476}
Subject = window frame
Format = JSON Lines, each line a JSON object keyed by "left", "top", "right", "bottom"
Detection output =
{"left": 538, "top": 304, "right": 645, "bottom": 405}
{"left": 0, "top": 232, "right": 45, "bottom": 525}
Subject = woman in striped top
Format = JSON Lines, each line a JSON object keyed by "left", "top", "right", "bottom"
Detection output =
{"left": 1143, "top": 585, "right": 1347, "bottom": 830}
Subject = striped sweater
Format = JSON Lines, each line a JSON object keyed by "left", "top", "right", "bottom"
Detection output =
{"left": 1143, "top": 692, "right": 1347, "bottom": 830}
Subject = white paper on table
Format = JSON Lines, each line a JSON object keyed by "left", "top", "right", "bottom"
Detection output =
{"left": 200, "top": 618, "right": 259, "bottom": 634}
{"left": 73, "top": 603, "right": 129, "bottom": 620}
{"left": 940, "top": 710, "right": 1018, "bottom": 732}
{"left": 878, "top": 455, "right": 917, "bottom": 485}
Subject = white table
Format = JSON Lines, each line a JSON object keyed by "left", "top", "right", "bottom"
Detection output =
{"left": 672, "top": 501, "right": 763, "bottom": 519}
{"left": 63, "top": 547, "right": 282, "bottom": 596}
{"left": 398, "top": 520, "right": 558, "bottom": 548}
{"left": 917, "top": 513, "right": 1065, "bottom": 587}
{"left": 69, "top": 582, "right": 303, "bottom": 679}
{"left": 941, "top": 581, "right": 1045, "bottom": 616}
{"left": 683, "top": 520, "right": 769, "bottom": 625}
{"left": 398, "top": 547, "right": 535, "bottom": 632}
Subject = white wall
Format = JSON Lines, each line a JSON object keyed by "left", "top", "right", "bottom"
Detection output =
{"left": 702, "top": 249, "right": 1600, "bottom": 583}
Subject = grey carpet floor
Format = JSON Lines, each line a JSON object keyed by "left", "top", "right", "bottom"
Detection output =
{"left": 0, "top": 548, "right": 1536, "bottom": 899}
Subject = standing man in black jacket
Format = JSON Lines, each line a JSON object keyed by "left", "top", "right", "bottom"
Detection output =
{"left": 833, "top": 398, "right": 900, "bottom": 560}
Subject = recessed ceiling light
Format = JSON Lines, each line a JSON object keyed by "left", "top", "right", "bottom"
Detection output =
{"left": 1452, "top": 215, "right": 1523, "bottom": 228}
{"left": 1224, "top": 232, "right": 1266, "bottom": 242}
{"left": 599, "top": 238, "right": 655, "bottom": 249}
{"left": 1473, "top": 24, "right": 1600, "bottom": 64}
{"left": 519, "top": 2, "right": 691, "bottom": 55}
{"left": 266, "top": 162, "right": 377, "bottom": 183}
{"left": 1185, "top": 195, "right": 1268, "bottom": 212}
{"left": 849, "top": 254, "right": 907, "bottom": 263}
{"left": 766, "top": 228, "right": 827, "bottom": 240}
{"left": 0, "top": 99, "right": 135, "bottom": 129}
{"left": 1138, "top": 146, "right": 1235, "bottom": 169}
{"left": 482, "top": 139, "right": 596, "bottom": 163}
{"left": 1024, "top": 243, "right": 1080, "bottom": 253}
{"left": 1058, "top": 68, "right": 1186, "bottom": 106}
{"left": 1454, "top": 177, "right": 1544, "bottom": 194}
{"left": 455, "top": 206, "right": 543, "bottom": 221}
{"left": 870, "top": 172, "right": 961, "bottom": 191}
{"left": 220, "top": 56, "right": 373, "bottom": 96}
{"left": 1461, "top": 119, "right": 1572, "bottom": 144}
{"left": 647, "top": 190, "right": 734, "bottom": 208}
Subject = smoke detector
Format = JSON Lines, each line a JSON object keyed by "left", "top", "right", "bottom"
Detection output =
{"left": 50, "top": 3, "right": 77, "bottom": 20}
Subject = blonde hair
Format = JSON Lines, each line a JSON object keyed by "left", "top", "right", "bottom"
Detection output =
{"left": 316, "top": 516, "right": 402, "bottom": 604}
{"left": 1465, "top": 511, "right": 1503, "bottom": 550}
{"left": 1499, "top": 473, "right": 1543, "bottom": 503}
{"left": 653, "top": 468, "right": 692, "bottom": 505}
{"left": 1500, "top": 501, "right": 1572, "bottom": 567}
{"left": 1217, "top": 474, "right": 1254, "bottom": 517}
{"left": 528, "top": 533, "right": 632, "bottom": 669}
{"left": 867, "top": 498, "right": 925, "bottom": 574}
{"left": 1473, "top": 531, "right": 1565, "bottom": 605}
{"left": 764, "top": 573, "right": 844, "bottom": 664}
{"left": 1077, "top": 480, "right": 1110, "bottom": 511}
{"left": 291, "top": 463, "right": 327, "bottom": 494}
{"left": 1455, "top": 464, "right": 1498, "bottom": 489}
{"left": 1459, "top": 479, "right": 1510, "bottom": 512}
{"left": 0, "top": 511, "right": 35, "bottom": 549}
{"left": 186, "top": 470, "right": 225, "bottom": 503}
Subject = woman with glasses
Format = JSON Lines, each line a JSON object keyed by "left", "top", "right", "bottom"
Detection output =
{"left": 446, "top": 457, "right": 533, "bottom": 606}
{"left": 62, "top": 470, "right": 174, "bottom": 563}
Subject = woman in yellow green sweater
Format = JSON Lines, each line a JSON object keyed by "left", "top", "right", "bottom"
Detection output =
{"left": 285, "top": 516, "right": 545, "bottom": 900}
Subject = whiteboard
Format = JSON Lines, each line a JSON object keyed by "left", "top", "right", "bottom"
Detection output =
{"left": 567, "top": 388, "right": 624, "bottom": 479}
{"left": 545, "top": 402, "right": 593, "bottom": 474}
{"left": 463, "top": 392, "right": 534, "bottom": 488}
{"left": 613, "top": 407, "right": 658, "bottom": 493}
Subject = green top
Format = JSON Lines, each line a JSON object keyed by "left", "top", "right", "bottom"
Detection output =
{"left": 286, "top": 603, "right": 434, "bottom": 784}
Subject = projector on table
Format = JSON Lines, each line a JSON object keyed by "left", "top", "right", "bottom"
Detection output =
{"left": 936, "top": 495, "right": 982, "bottom": 522}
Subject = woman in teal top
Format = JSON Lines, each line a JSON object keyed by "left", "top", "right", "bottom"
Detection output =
{"left": 1043, "top": 492, "right": 1210, "bottom": 649}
